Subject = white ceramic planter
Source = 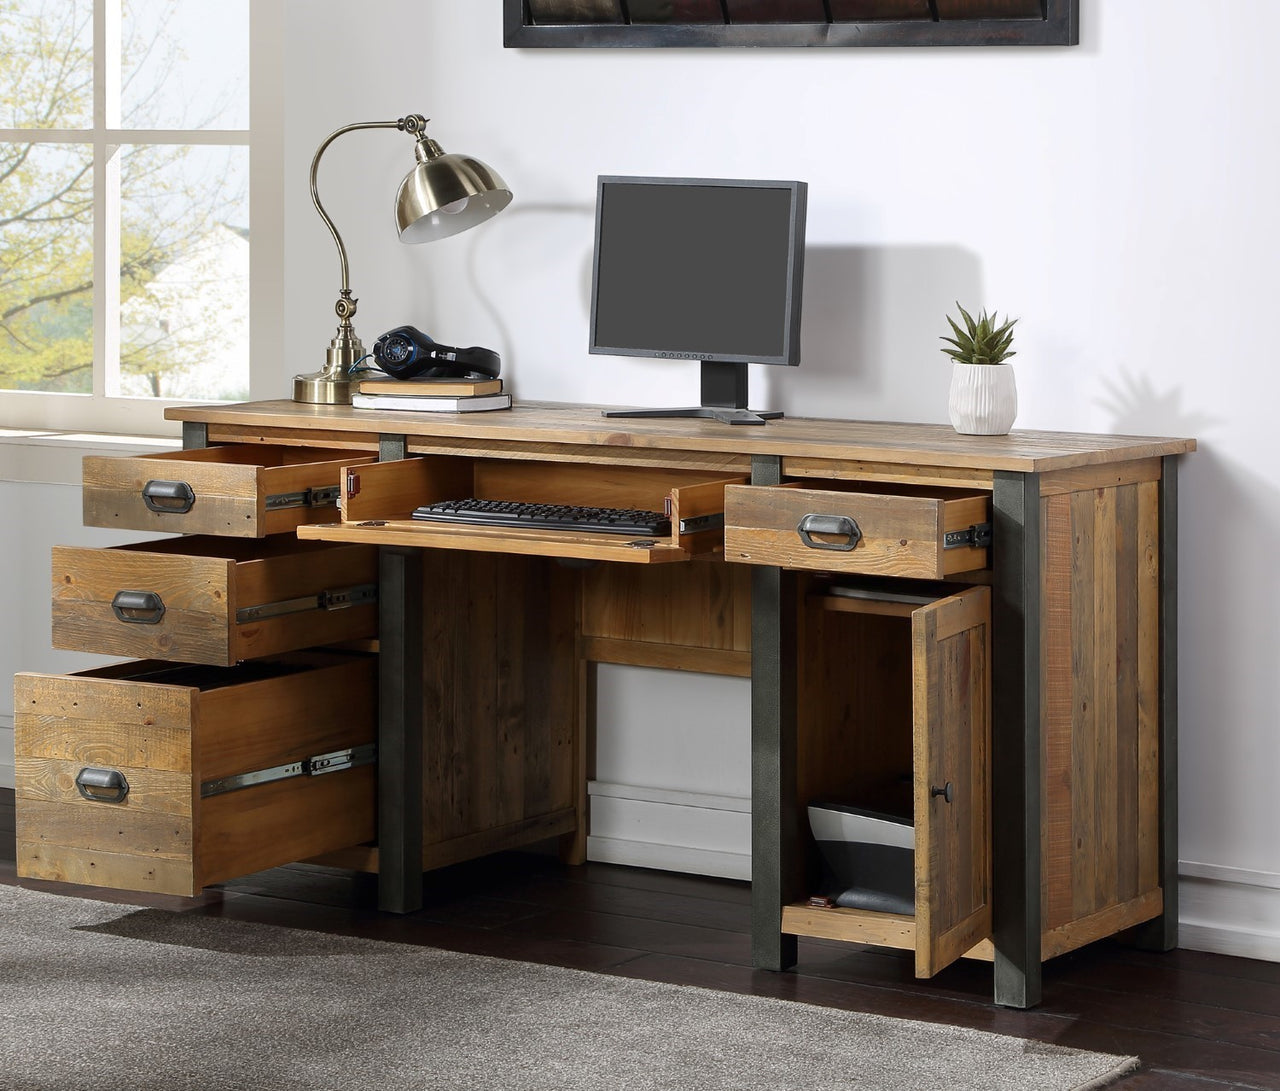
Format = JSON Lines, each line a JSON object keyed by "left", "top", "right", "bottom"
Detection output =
{"left": 948, "top": 362, "right": 1018, "bottom": 435}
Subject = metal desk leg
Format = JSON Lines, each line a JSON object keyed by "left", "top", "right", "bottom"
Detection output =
{"left": 750, "top": 455, "right": 799, "bottom": 971}
{"left": 377, "top": 545, "right": 424, "bottom": 914}
{"left": 182, "top": 421, "right": 207, "bottom": 450}
{"left": 992, "top": 471, "right": 1043, "bottom": 1008}
{"left": 1133, "top": 456, "right": 1180, "bottom": 951}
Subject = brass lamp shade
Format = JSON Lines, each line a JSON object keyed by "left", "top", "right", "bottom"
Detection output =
{"left": 397, "top": 150, "right": 513, "bottom": 243}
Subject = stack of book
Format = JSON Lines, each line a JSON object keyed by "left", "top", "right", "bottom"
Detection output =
{"left": 350, "top": 375, "right": 511, "bottom": 413}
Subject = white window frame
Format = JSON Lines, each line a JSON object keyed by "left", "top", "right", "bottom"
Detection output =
{"left": 0, "top": 1, "right": 283, "bottom": 437}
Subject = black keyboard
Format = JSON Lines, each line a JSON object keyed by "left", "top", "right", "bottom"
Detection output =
{"left": 412, "top": 497, "right": 671, "bottom": 537}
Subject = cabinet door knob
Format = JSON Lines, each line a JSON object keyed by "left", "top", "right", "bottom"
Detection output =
{"left": 931, "top": 781, "right": 954, "bottom": 804}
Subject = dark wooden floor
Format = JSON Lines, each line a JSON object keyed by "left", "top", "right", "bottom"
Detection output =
{"left": 3, "top": 788, "right": 1277, "bottom": 1089}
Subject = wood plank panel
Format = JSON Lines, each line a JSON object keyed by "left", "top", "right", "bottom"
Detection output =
{"left": 15, "top": 796, "right": 192, "bottom": 860}
{"left": 14, "top": 758, "right": 192, "bottom": 817}
{"left": 1069, "top": 487, "right": 1098, "bottom": 920}
{"left": 783, "top": 457, "right": 993, "bottom": 490}
{"left": 196, "top": 768, "right": 376, "bottom": 888}
{"left": 167, "top": 400, "right": 1195, "bottom": 476}
{"left": 1115, "top": 483, "right": 1141, "bottom": 904}
{"left": 581, "top": 560, "right": 751, "bottom": 652}
{"left": 725, "top": 484, "right": 990, "bottom": 579}
{"left": 1042, "top": 480, "right": 1163, "bottom": 936}
{"left": 419, "top": 552, "right": 578, "bottom": 854}
{"left": 14, "top": 671, "right": 196, "bottom": 771}
{"left": 1040, "top": 888, "right": 1164, "bottom": 960}
{"left": 195, "top": 656, "right": 376, "bottom": 782}
{"left": 82, "top": 446, "right": 371, "bottom": 537}
{"left": 299, "top": 519, "right": 692, "bottom": 565}
{"left": 15, "top": 838, "right": 196, "bottom": 896}
{"left": 797, "top": 605, "right": 914, "bottom": 823}
{"left": 582, "top": 637, "right": 751, "bottom": 677}
{"left": 1039, "top": 457, "right": 1161, "bottom": 497}
{"left": 782, "top": 903, "right": 995, "bottom": 961}
{"left": 51, "top": 546, "right": 233, "bottom": 664}
{"left": 1092, "top": 485, "right": 1119, "bottom": 912}
{"left": 913, "top": 587, "right": 991, "bottom": 977}
{"left": 1041, "top": 494, "right": 1074, "bottom": 932}
{"left": 341, "top": 455, "right": 473, "bottom": 522}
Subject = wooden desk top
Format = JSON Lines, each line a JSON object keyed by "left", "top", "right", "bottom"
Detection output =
{"left": 166, "top": 399, "right": 1195, "bottom": 474}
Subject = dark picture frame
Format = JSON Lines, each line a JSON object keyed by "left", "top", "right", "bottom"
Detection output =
{"left": 504, "top": 0, "right": 1078, "bottom": 48}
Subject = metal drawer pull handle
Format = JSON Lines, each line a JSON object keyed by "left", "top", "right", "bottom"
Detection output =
{"left": 76, "top": 767, "right": 130, "bottom": 804}
{"left": 796, "top": 513, "right": 862, "bottom": 551}
{"left": 931, "top": 782, "right": 954, "bottom": 804}
{"left": 111, "top": 590, "right": 166, "bottom": 624}
{"left": 142, "top": 479, "right": 195, "bottom": 514}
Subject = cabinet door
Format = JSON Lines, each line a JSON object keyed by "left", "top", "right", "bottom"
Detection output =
{"left": 912, "top": 585, "right": 992, "bottom": 977}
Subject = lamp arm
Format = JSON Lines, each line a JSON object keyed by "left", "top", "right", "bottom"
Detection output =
{"left": 310, "top": 118, "right": 406, "bottom": 297}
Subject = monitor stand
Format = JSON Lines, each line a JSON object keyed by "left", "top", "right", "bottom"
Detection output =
{"left": 602, "top": 361, "right": 783, "bottom": 426}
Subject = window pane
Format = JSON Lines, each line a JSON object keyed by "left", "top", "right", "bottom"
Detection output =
{"left": 0, "top": 0, "right": 94, "bottom": 129}
{"left": 0, "top": 143, "right": 94, "bottom": 393}
{"left": 119, "top": 144, "right": 249, "bottom": 400}
{"left": 122, "top": 0, "right": 249, "bottom": 131}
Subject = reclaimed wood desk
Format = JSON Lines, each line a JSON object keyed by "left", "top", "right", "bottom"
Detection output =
{"left": 35, "top": 399, "right": 1197, "bottom": 1009}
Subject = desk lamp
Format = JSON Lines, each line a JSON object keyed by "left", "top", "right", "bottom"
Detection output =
{"left": 293, "top": 113, "right": 512, "bottom": 404}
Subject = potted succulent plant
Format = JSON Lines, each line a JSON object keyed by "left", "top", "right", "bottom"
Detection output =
{"left": 940, "top": 302, "right": 1019, "bottom": 435}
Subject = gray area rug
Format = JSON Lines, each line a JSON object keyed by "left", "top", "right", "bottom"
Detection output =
{"left": 0, "top": 884, "right": 1137, "bottom": 1091}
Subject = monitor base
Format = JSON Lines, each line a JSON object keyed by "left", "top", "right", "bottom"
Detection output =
{"left": 602, "top": 406, "right": 783, "bottom": 426}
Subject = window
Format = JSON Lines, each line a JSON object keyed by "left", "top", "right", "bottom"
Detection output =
{"left": 0, "top": 0, "right": 282, "bottom": 435}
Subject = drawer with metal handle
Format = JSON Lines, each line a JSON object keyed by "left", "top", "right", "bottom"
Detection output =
{"left": 723, "top": 481, "right": 992, "bottom": 579}
{"left": 52, "top": 537, "right": 378, "bottom": 666}
{"left": 82, "top": 444, "right": 376, "bottom": 537}
{"left": 12, "top": 651, "right": 376, "bottom": 898}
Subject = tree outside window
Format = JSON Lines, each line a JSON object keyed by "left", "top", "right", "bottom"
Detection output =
{"left": 0, "top": 0, "right": 250, "bottom": 411}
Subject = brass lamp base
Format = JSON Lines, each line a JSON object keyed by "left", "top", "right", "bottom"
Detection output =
{"left": 293, "top": 369, "right": 360, "bottom": 404}
{"left": 294, "top": 323, "right": 365, "bottom": 404}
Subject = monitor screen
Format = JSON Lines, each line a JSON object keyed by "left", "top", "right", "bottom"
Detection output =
{"left": 590, "top": 176, "right": 807, "bottom": 367}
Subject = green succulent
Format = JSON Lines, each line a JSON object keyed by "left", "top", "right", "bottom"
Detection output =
{"left": 940, "top": 302, "right": 1018, "bottom": 365}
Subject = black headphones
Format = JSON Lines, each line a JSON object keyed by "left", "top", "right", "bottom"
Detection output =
{"left": 371, "top": 325, "right": 501, "bottom": 380}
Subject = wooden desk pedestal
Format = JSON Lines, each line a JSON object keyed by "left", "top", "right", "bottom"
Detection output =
{"left": 26, "top": 399, "right": 1193, "bottom": 1010}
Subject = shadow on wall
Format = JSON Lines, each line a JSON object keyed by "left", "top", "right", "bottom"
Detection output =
{"left": 762, "top": 244, "right": 983, "bottom": 423}
{"left": 466, "top": 212, "right": 984, "bottom": 416}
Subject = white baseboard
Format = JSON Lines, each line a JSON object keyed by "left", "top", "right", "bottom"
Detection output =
{"left": 586, "top": 780, "right": 751, "bottom": 881}
{"left": 1178, "top": 861, "right": 1280, "bottom": 963}
{"left": 1, "top": 715, "right": 13, "bottom": 791}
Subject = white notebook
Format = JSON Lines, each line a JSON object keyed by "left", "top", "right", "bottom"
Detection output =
{"left": 350, "top": 392, "right": 512, "bottom": 413}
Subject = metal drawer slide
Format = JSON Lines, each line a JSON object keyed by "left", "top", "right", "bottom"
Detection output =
{"left": 200, "top": 743, "right": 376, "bottom": 799}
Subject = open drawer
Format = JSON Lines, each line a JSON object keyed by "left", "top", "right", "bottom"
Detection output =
{"left": 13, "top": 651, "right": 376, "bottom": 897}
{"left": 83, "top": 444, "right": 377, "bottom": 537}
{"left": 52, "top": 537, "right": 378, "bottom": 667}
{"left": 298, "top": 454, "right": 746, "bottom": 565}
{"left": 724, "top": 480, "right": 991, "bottom": 578}
{"left": 782, "top": 580, "right": 992, "bottom": 978}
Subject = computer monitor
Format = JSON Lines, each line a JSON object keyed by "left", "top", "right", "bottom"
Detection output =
{"left": 589, "top": 175, "right": 808, "bottom": 425}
